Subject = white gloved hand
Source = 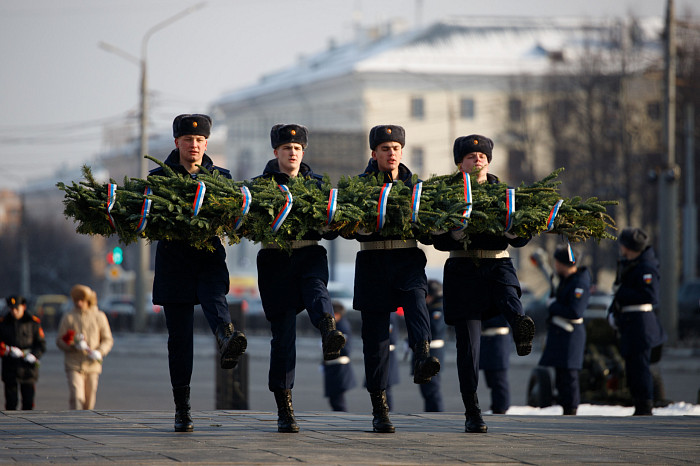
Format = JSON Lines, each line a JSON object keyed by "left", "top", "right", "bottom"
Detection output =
{"left": 9, "top": 346, "right": 24, "bottom": 358}
{"left": 75, "top": 340, "right": 89, "bottom": 351}
{"left": 431, "top": 229, "right": 447, "bottom": 236}
{"left": 356, "top": 227, "right": 373, "bottom": 236}
{"left": 450, "top": 230, "right": 466, "bottom": 241}
{"left": 88, "top": 350, "right": 103, "bottom": 362}
{"left": 24, "top": 353, "right": 37, "bottom": 364}
{"left": 504, "top": 231, "right": 518, "bottom": 239}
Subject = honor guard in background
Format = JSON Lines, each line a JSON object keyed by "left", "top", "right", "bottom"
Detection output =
{"left": 608, "top": 227, "right": 666, "bottom": 415}
{"left": 0, "top": 295, "right": 46, "bottom": 410}
{"left": 254, "top": 124, "right": 346, "bottom": 433}
{"left": 323, "top": 303, "right": 356, "bottom": 411}
{"left": 353, "top": 124, "right": 440, "bottom": 433}
{"left": 479, "top": 315, "right": 512, "bottom": 414}
{"left": 538, "top": 246, "right": 590, "bottom": 415}
{"left": 432, "top": 135, "right": 536, "bottom": 433}
{"left": 151, "top": 114, "right": 247, "bottom": 432}
{"left": 412, "top": 280, "right": 446, "bottom": 412}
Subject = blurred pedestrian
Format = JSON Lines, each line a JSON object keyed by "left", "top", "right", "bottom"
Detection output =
{"left": 323, "top": 303, "right": 356, "bottom": 411}
{"left": 150, "top": 114, "right": 247, "bottom": 432}
{"left": 480, "top": 315, "right": 512, "bottom": 414}
{"left": 254, "top": 124, "right": 346, "bottom": 432}
{"left": 0, "top": 295, "right": 46, "bottom": 410}
{"left": 608, "top": 227, "right": 666, "bottom": 415}
{"left": 56, "top": 284, "right": 114, "bottom": 410}
{"left": 412, "top": 280, "right": 446, "bottom": 412}
{"left": 538, "top": 246, "right": 590, "bottom": 415}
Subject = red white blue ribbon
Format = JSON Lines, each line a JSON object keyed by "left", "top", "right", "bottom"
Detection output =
{"left": 505, "top": 188, "right": 515, "bottom": 232}
{"left": 376, "top": 183, "right": 393, "bottom": 231}
{"left": 410, "top": 182, "right": 423, "bottom": 223}
{"left": 233, "top": 185, "right": 252, "bottom": 231}
{"left": 546, "top": 199, "right": 563, "bottom": 231}
{"left": 271, "top": 184, "right": 293, "bottom": 233}
{"left": 566, "top": 240, "right": 575, "bottom": 263}
{"left": 453, "top": 172, "right": 472, "bottom": 231}
{"left": 136, "top": 187, "right": 153, "bottom": 234}
{"left": 326, "top": 188, "right": 338, "bottom": 225}
{"left": 106, "top": 183, "right": 117, "bottom": 230}
{"left": 192, "top": 181, "right": 206, "bottom": 217}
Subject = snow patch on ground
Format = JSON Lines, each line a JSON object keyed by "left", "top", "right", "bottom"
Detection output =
{"left": 503, "top": 402, "right": 700, "bottom": 416}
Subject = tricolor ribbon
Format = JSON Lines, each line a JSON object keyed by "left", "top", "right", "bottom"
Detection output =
{"left": 505, "top": 188, "right": 515, "bottom": 232}
{"left": 452, "top": 172, "right": 472, "bottom": 231}
{"left": 233, "top": 185, "right": 252, "bottom": 231}
{"left": 106, "top": 183, "right": 117, "bottom": 230}
{"left": 271, "top": 184, "right": 293, "bottom": 233}
{"left": 410, "top": 182, "right": 423, "bottom": 223}
{"left": 136, "top": 187, "right": 153, "bottom": 234}
{"left": 546, "top": 199, "right": 564, "bottom": 231}
{"left": 192, "top": 181, "right": 206, "bottom": 217}
{"left": 326, "top": 188, "right": 338, "bottom": 225}
{"left": 376, "top": 183, "right": 393, "bottom": 231}
{"left": 566, "top": 240, "right": 575, "bottom": 263}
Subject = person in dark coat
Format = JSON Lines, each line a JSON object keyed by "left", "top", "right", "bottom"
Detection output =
{"left": 352, "top": 124, "right": 440, "bottom": 433}
{"left": 150, "top": 114, "right": 247, "bottom": 432}
{"left": 254, "top": 124, "right": 346, "bottom": 433}
{"left": 0, "top": 295, "right": 46, "bottom": 410}
{"left": 323, "top": 303, "right": 356, "bottom": 411}
{"left": 539, "top": 245, "right": 590, "bottom": 415}
{"left": 412, "top": 280, "right": 446, "bottom": 412}
{"left": 479, "top": 314, "right": 512, "bottom": 414}
{"left": 432, "top": 135, "right": 536, "bottom": 433}
{"left": 608, "top": 227, "right": 667, "bottom": 415}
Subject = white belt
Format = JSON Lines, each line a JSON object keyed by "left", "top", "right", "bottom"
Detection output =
{"left": 430, "top": 339, "right": 445, "bottom": 349}
{"left": 482, "top": 327, "right": 510, "bottom": 337}
{"left": 450, "top": 250, "right": 510, "bottom": 259}
{"left": 264, "top": 240, "right": 318, "bottom": 249}
{"left": 324, "top": 356, "right": 351, "bottom": 365}
{"left": 552, "top": 315, "right": 584, "bottom": 332}
{"left": 361, "top": 239, "right": 417, "bottom": 250}
{"left": 621, "top": 304, "right": 654, "bottom": 312}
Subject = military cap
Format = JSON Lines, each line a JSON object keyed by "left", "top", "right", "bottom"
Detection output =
{"left": 369, "top": 125, "right": 405, "bottom": 150}
{"left": 619, "top": 227, "right": 648, "bottom": 252}
{"left": 270, "top": 124, "right": 308, "bottom": 149}
{"left": 6, "top": 295, "right": 27, "bottom": 308}
{"left": 553, "top": 245, "right": 576, "bottom": 266}
{"left": 453, "top": 134, "right": 494, "bottom": 165}
{"left": 172, "top": 114, "right": 212, "bottom": 138}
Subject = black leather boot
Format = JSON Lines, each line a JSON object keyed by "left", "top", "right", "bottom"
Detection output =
{"left": 216, "top": 322, "right": 247, "bottom": 369}
{"left": 173, "top": 386, "right": 193, "bottom": 432}
{"left": 369, "top": 390, "right": 395, "bottom": 433}
{"left": 273, "top": 389, "right": 299, "bottom": 433}
{"left": 633, "top": 399, "right": 653, "bottom": 416}
{"left": 563, "top": 407, "right": 577, "bottom": 415}
{"left": 512, "top": 314, "right": 535, "bottom": 356}
{"left": 462, "top": 392, "right": 487, "bottom": 433}
{"left": 413, "top": 340, "right": 441, "bottom": 384}
{"left": 319, "top": 314, "right": 347, "bottom": 361}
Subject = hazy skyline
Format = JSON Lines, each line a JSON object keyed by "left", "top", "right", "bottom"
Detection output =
{"left": 1, "top": 0, "right": 693, "bottom": 191}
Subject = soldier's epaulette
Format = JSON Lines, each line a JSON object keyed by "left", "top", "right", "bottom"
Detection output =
{"left": 31, "top": 315, "right": 41, "bottom": 323}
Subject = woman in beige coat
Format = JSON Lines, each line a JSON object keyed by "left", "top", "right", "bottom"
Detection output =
{"left": 56, "top": 285, "right": 113, "bottom": 410}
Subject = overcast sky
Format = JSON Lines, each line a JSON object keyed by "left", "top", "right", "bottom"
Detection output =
{"left": 0, "top": 0, "right": 694, "bottom": 191}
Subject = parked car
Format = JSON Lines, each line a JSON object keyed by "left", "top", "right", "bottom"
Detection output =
{"left": 100, "top": 295, "right": 135, "bottom": 331}
{"left": 678, "top": 279, "right": 700, "bottom": 339}
{"left": 33, "top": 294, "right": 69, "bottom": 331}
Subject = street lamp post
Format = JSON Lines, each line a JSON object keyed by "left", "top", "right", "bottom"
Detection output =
{"left": 100, "top": 2, "right": 206, "bottom": 331}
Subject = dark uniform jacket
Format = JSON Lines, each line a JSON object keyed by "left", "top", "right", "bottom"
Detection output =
{"left": 254, "top": 159, "right": 334, "bottom": 320}
{"left": 353, "top": 159, "right": 428, "bottom": 312}
{"left": 150, "top": 150, "right": 231, "bottom": 305}
{"left": 539, "top": 267, "right": 590, "bottom": 369}
{"left": 0, "top": 312, "right": 46, "bottom": 383}
{"left": 433, "top": 173, "right": 530, "bottom": 325}
{"left": 611, "top": 247, "right": 667, "bottom": 356}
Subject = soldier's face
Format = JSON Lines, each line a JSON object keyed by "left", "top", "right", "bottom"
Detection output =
{"left": 175, "top": 135, "right": 208, "bottom": 166}
{"left": 459, "top": 152, "right": 489, "bottom": 181}
{"left": 372, "top": 141, "right": 403, "bottom": 173}
{"left": 274, "top": 143, "right": 304, "bottom": 176}
{"left": 10, "top": 304, "right": 26, "bottom": 320}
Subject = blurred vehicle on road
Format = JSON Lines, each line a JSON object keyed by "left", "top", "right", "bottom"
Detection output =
{"left": 33, "top": 294, "right": 70, "bottom": 331}
{"left": 100, "top": 295, "right": 135, "bottom": 331}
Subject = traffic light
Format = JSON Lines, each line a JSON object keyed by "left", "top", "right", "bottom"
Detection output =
{"left": 107, "top": 247, "right": 123, "bottom": 265}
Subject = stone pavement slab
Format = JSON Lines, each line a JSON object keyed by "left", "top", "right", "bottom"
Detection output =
{"left": 1, "top": 410, "right": 699, "bottom": 464}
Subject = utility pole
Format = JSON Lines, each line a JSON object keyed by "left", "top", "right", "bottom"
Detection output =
{"left": 658, "top": 0, "right": 679, "bottom": 343}
{"left": 682, "top": 103, "right": 697, "bottom": 280}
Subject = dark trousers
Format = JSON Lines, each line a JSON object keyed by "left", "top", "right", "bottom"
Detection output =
{"left": 267, "top": 277, "right": 332, "bottom": 391}
{"left": 361, "top": 311, "right": 392, "bottom": 393}
{"left": 555, "top": 368, "right": 580, "bottom": 411}
{"left": 454, "top": 319, "right": 482, "bottom": 394}
{"left": 328, "top": 392, "right": 347, "bottom": 412}
{"left": 625, "top": 348, "right": 653, "bottom": 402}
{"left": 419, "top": 374, "right": 444, "bottom": 412}
{"left": 163, "top": 298, "right": 230, "bottom": 388}
{"left": 483, "top": 369, "right": 510, "bottom": 413}
{"left": 4, "top": 380, "right": 35, "bottom": 410}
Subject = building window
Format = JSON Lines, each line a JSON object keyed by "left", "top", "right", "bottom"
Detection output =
{"left": 460, "top": 98, "right": 475, "bottom": 119}
{"left": 411, "top": 147, "right": 425, "bottom": 174}
{"left": 508, "top": 98, "right": 522, "bottom": 122}
{"left": 411, "top": 97, "right": 425, "bottom": 119}
{"left": 647, "top": 101, "right": 661, "bottom": 121}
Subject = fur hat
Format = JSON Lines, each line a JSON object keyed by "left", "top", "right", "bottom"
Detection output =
{"left": 270, "top": 124, "right": 308, "bottom": 149}
{"left": 619, "top": 227, "right": 648, "bottom": 252}
{"left": 369, "top": 125, "right": 405, "bottom": 150}
{"left": 427, "top": 279, "right": 443, "bottom": 299}
{"left": 173, "top": 114, "right": 212, "bottom": 138}
{"left": 453, "top": 134, "right": 494, "bottom": 165}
